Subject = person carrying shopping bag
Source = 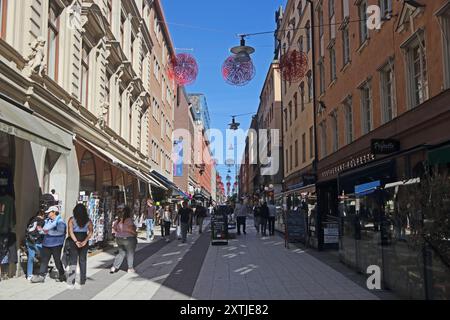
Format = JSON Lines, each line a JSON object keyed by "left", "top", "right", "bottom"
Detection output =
{"left": 110, "top": 206, "right": 137, "bottom": 274}
{"left": 66, "top": 204, "right": 93, "bottom": 289}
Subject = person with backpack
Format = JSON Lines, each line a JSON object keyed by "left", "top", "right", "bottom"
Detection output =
{"left": 31, "top": 206, "right": 67, "bottom": 283}
{"left": 66, "top": 204, "right": 93, "bottom": 289}
{"left": 25, "top": 210, "right": 45, "bottom": 281}
{"left": 110, "top": 206, "right": 137, "bottom": 274}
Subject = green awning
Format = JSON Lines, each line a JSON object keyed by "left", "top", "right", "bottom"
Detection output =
{"left": 428, "top": 144, "right": 450, "bottom": 165}
{"left": 0, "top": 96, "right": 73, "bottom": 154}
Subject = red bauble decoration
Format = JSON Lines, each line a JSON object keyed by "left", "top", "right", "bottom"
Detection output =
{"left": 279, "top": 50, "right": 308, "bottom": 83}
{"left": 168, "top": 53, "right": 198, "bottom": 86}
{"left": 222, "top": 55, "right": 255, "bottom": 86}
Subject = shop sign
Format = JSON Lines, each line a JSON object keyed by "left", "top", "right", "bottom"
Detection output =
{"left": 371, "top": 139, "right": 400, "bottom": 155}
{"left": 321, "top": 153, "right": 376, "bottom": 178}
{"left": 324, "top": 223, "right": 339, "bottom": 244}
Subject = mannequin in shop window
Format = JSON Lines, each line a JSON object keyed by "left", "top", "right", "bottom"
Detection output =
{"left": 0, "top": 167, "right": 17, "bottom": 279}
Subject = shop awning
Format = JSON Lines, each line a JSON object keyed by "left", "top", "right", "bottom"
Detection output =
{"left": 384, "top": 178, "right": 420, "bottom": 189}
{"left": 428, "top": 144, "right": 450, "bottom": 165}
{"left": 150, "top": 170, "right": 184, "bottom": 195}
{"left": 354, "top": 180, "right": 381, "bottom": 196}
{"left": 0, "top": 95, "right": 73, "bottom": 154}
{"left": 77, "top": 138, "right": 166, "bottom": 190}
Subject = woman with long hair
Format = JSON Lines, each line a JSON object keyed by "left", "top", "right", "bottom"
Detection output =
{"left": 110, "top": 206, "right": 137, "bottom": 274}
{"left": 67, "top": 204, "right": 93, "bottom": 289}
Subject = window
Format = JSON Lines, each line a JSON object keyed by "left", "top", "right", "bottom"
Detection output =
{"left": 342, "top": 0, "right": 349, "bottom": 18}
{"left": 342, "top": 25, "right": 350, "bottom": 65}
{"left": 284, "top": 109, "right": 288, "bottom": 131}
{"left": 290, "top": 145, "right": 293, "bottom": 171}
{"left": 120, "top": 12, "right": 126, "bottom": 48}
{"left": 360, "top": 82, "right": 372, "bottom": 134}
{"left": 309, "top": 126, "right": 314, "bottom": 159}
{"left": 299, "top": 36, "right": 304, "bottom": 53}
{"left": 289, "top": 102, "right": 292, "bottom": 126}
{"left": 0, "top": 0, "right": 7, "bottom": 39}
{"left": 302, "top": 133, "right": 306, "bottom": 163}
{"left": 298, "top": 0, "right": 303, "bottom": 17}
{"left": 380, "top": 61, "right": 396, "bottom": 123}
{"left": 300, "top": 83, "right": 305, "bottom": 111}
{"left": 285, "top": 148, "right": 289, "bottom": 173}
{"left": 119, "top": 88, "right": 123, "bottom": 134}
{"left": 307, "top": 72, "right": 313, "bottom": 102}
{"left": 344, "top": 98, "right": 353, "bottom": 144}
{"left": 129, "top": 104, "right": 132, "bottom": 143}
{"left": 329, "top": 0, "right": 335, "bottom": 39}
{"left": 80, "top": 44, "right": 90, "bottom": 108}
{"left": 295, "top": 140, "right": 299, "bottom": 167}
{"left": 294, "top": 93, "right": 298, "bottom": 119}
{"left": 320, "top": 121, "right": 327, "bottom": 158}
{"left": 359, "top": 0, "right": 369, "bottom": 44}
{"left": 319, "top": 9, "right": 324, "bottom": 38}
{"left": 106, "top": 0, "right": 113, "bottom": 25}
{"left": 319, "top": 60, "right": 325, "bottom": 95}
{"left": 47, "top": 2, "right": 61, "bottom": 81}
{"left": 306, "top": 21, "right": 312, "bottom": 52}
{"left": 439, "top": 6, "right": 450, "bottom": 89}
{"left": 403, "top": 31, "right": 428, "bottom": 108}
{"left": 130, "top": 33, "right": 135, "bottom": 67}
{"left": 331, "top": 111, "right": 338, "bottom": 152}
{"left": 105, "top": 71, "right": 111, "bottom": 126}
{"left": 380, "top": 0, "right": 392, "bottom": 19}
{"left": 330, "top": 45, "right": 337, "bottom": 81}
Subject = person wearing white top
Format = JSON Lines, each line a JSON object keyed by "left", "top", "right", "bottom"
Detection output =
{"left": 235, "top": 199, "right": 249, "bottom": 235}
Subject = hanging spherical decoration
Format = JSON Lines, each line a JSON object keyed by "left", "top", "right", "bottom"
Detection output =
{"left": 222, "top": 55, "right": 256, "bottom": 86}
{"left": 168, "top": 53, "right": 199, "bottom": 86}
{"left": 279, "top": 50, "right": 308, "bottom": 83}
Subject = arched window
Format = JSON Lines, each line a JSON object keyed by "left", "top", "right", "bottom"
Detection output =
{"left": 79, "top": 151, "right": 96, "bottom": 193}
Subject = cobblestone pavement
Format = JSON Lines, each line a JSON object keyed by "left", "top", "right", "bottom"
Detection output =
{"left": 0, "top": 219, "right": 397, "bottom": 300}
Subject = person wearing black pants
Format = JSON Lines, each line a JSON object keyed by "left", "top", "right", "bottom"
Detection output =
{"left": 235, "top": 200, "right": 249, "bottom": 235}
{"left": 32, "top": 206, "right": 67, "bottom": 283}
{"left": 67, "top": 204, "right": 93, "bottom": 288}
{"left": 267, "top": 201, "right": 277, "bottom": 236}
{"left": 260, "top": 202, "right": 269, "bottom": 237}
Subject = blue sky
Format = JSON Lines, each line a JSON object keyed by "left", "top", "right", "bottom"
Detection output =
{"left": 163, "top": 0, "right": 287, "bottom": 196}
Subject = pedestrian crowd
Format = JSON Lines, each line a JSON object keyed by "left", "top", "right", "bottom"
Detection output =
{"left": 23, "top": 196, "right": 210, "bottom": 289}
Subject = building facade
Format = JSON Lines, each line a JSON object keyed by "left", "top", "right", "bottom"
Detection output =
{"left": 0, "top": 0, "right": 178, "bottom": 278}
{"left": 312, "top": 0, "right": 450, "bottom": 299}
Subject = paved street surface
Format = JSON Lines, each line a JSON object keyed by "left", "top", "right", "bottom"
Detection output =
{"left": 0, "top": 219, "right": 396, "bottom": 300}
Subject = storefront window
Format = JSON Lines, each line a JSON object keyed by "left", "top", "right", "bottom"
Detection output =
{"left": 79, "top": 151, "right": 96, "bottom": 194}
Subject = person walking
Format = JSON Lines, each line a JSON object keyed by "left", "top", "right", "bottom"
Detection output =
{"left": 253, "top": 200, "right": 261, "bottom": 234}
{"left": 235, "top": 199, "right": 249, "bottom": 235}
{"left": 31, "top": 206, "right": 67, "bottom": 283}
{"left": 196, "top": 204, "right": 207, "bottom": 234}
{"left": 176, "top": 200, "right": 192, "bottom": 243}
{"left": 66, "top": 204, "right": 93, "bottom": 289}
{"left": 145, "top": 199, "right": 156, "bottom": 242}
{"left": 25, "top": 210, "right": 45, "bottom": 281}
{"left": 162, "top": 205, "right": 172, "bottom": 242}
{"left": 188, "top": 203, "right": 194, "bottom": 234}
{"left": 260, "top": 202, "right": 269, "bottom": 237}
{"left": 110, "top": 206, "right": 137, "bottom": 274}
{"left": 267, "top": 201, "right": 277, "bottom": 236}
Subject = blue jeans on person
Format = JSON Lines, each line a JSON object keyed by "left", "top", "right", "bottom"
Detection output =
{"left": 26, "top": 241, "right": 42, "bottom": 278}
{"left": 146, "top": 219, "right": 154, "bottom": 240}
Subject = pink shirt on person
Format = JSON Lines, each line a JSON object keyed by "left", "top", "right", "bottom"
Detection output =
{"left": 112, "top": 218, "right": 136, "bottom": 238}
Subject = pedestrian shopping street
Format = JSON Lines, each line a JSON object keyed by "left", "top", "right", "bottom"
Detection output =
{"left": 0, "top": 220, "right": 395, "bottom": 300}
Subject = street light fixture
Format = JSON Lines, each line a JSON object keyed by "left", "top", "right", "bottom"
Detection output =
{"left": 231, "top": 35, "right": 255, "bottom": 63}
{"left": 229, "top": 116, "right": 240, "bottom": 130}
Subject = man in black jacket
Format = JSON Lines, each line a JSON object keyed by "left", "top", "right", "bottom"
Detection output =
{"left": 176, "top": 201, "right": 193, "bottom": 243}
